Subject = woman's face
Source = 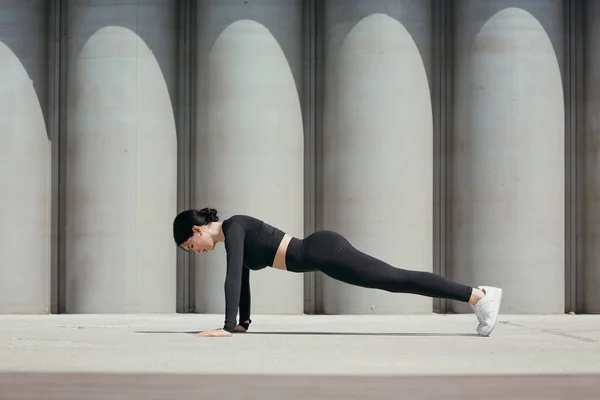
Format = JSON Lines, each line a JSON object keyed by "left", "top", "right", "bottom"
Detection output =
{"left": 180, "top": 226, "right": 215, "bottom": 254}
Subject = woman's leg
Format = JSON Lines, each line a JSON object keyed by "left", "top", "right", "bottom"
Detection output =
{"left": 320, "top": 241, "right": 474, "bottom": 303}
{"left": 298, "top": 230, "right": 502, "bottom": 336}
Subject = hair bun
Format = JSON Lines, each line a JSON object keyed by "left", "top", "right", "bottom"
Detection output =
{"left": 199, "top": 207, "right": 219, "bottom": 223}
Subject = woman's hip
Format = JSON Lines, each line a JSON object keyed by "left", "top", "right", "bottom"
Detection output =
{"left": 285, "top": 230, "right": 351, "bottom": 272}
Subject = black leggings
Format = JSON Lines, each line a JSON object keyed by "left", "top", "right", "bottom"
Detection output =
{"left": 285, "top": 230, "right": 472, "bottom": 303}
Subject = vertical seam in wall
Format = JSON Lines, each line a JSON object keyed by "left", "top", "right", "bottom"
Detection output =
{"left": 442, "top": 0, "right": 450, "bottom": 313}
{"left": 176, "top": 0, "right": 186, "bottom": 313}
{"left": 570, "top": 0, "right": 576, "bottom": 314}
{"left": 565, "top": 0, "right": 576, "bottom": 314}
{"left": 569, "top": 0, "right": 577, "bottom": 314}
{"left": 58, "top": 0, "right": 68, "bottom": 314}
{"left": 134, "top": 0, "right": 140, "bottom": 313}
{"left": 564, "top": 0, "right": 570, "bottom": 313}
{"left": 432, "top": 0, "right": 442, "bottom": 314}
{"left": 444, "top": 0, "right": 454, "bottom": 314}
{"left": 314, "top": 0, "right": 325, "bottom": 315}
{"left": 188, "top": 0, "right": 198, "bottom": 313}
{"left": 176, "top": 0, "right": 183, "bottom": 313}
{"left": 185, "top": 0, "right": 192, "bottom": 313}
{"left": 176, "top": 0, "right": 195, "bottom": 313}
{"left": 574, "top": 0, "right": 584, "bottom": 313}
{"left": 303, "top": 0, "right": 317, "bottom": 315}
{"left": 50, "top": 0, "right": 61, "bottom": 314}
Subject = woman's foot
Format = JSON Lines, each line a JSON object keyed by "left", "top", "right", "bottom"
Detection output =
{"left": 233, "top": 319, "right": 251, "bottom": 333}
{"left": 470, "top": 286, "right": 503, "bottom": 337}
{"left": 468, "top": 287, "right": 486, "bottom": 305}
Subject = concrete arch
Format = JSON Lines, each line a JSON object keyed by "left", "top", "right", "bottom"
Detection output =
{"left": 65, "top": 18, "right": 178, "bottom": 313}
{"left": 320, "top": 12, "right": 434, "bottom": 314}
{"left": 451, "top": 6, "right": 564, "bottom": 313}
{"left": 0, "top": 39, "right": 51, "bottom": 313}
{"left": 195, "top": 16, "right": 305, "bottom": 315}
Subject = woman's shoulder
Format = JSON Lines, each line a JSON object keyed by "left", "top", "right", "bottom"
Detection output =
{"left": 226, "top": 214, "right": 256, "bottom": 223}
{"left": 224, "top": 214, "right": 263, "bottom": 229}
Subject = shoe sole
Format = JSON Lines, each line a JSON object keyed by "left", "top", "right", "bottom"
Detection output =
{"left": 478, "top": 287, "right": 502, "bottom": 337}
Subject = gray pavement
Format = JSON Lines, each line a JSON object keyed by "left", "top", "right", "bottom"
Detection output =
{"left": 1, "top": 314, "right": 599, "bottom": 375}
{"left": 1, "top": 314, "right": 599, "bottom": 399}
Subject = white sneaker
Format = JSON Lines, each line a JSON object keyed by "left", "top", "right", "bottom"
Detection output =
{"left": 471, "top": 286, "right": 503, "bottom": 337}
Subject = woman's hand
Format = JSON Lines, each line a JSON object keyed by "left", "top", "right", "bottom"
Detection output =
{"left": 195, "top": 328, "right": 232, "bottom": 337}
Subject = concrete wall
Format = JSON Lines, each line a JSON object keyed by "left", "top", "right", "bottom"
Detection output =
{"left": 450, "top": 0, "right": 565, "bottom": 314}
{"left": 1, "top": 0, "right": 600, "bottom": 316}
{"left": 0, "top": 1, "right": 51, "bottom": 313}
{"left": 64, "top": 0, "right": 178, "bottom": 312}
{"left": 319, "top": 0, "right": 433, "bottom": 314}
{"left": 583, "top": 0, "right": 600, "bottom": 313}
{"left": 194, "top": 0, "right": 305, "bottom": 315}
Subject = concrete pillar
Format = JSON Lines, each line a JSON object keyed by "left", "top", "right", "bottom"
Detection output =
{"left": 319, "top": 0, "right": 434, "bottom": 314}
{"left": 65, "top": 0, "right": 178, "bottom": 313}
{"left": 0, "top": 1, "right": 51, "bottom": 313}
{"left": 583, "top": 0, "right": 600, "bottom": 313}
{"left": 450, "top": 0, "right": 565, "bottom": 313}
{"left": 194, "top": 0, "right": 305, "bottom": 315}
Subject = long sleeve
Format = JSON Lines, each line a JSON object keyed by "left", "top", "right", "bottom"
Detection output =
{"left": 239, "top": 266, "right": 251, "bottom": 324}
{"left": 222, "top": 221, "right": 246, "bottom": 333}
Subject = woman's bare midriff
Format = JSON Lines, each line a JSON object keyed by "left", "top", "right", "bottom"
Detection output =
{"left": 272, "top": 233, "right": 293, "bottom": 270}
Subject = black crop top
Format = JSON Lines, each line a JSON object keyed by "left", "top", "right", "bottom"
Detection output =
{"left": 221, "top": 214, "right": 286, "bottom": 332}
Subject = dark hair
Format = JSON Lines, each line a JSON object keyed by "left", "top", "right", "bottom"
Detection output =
{"left": 172, "top": 208, "right": 219, "bottom": 246}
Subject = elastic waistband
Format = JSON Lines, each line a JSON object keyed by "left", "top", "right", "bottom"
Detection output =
{"left": 285, "top": 237, "right": 304, "bottom": 272}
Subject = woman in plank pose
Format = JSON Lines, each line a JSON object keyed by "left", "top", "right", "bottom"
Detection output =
{"left": 173, "top": 208, "right": 502, "bottom": 337}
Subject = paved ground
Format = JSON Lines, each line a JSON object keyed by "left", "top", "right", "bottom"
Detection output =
{"left": 1, "top": 314, "right": 599, "bottom": 399}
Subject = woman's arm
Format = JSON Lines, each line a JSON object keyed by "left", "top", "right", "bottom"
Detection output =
{"left": 237, "top": 267, "right": 252, "bottom": 331}
{"left": 222, "top": 221, "right": 246, "bottom": 333}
